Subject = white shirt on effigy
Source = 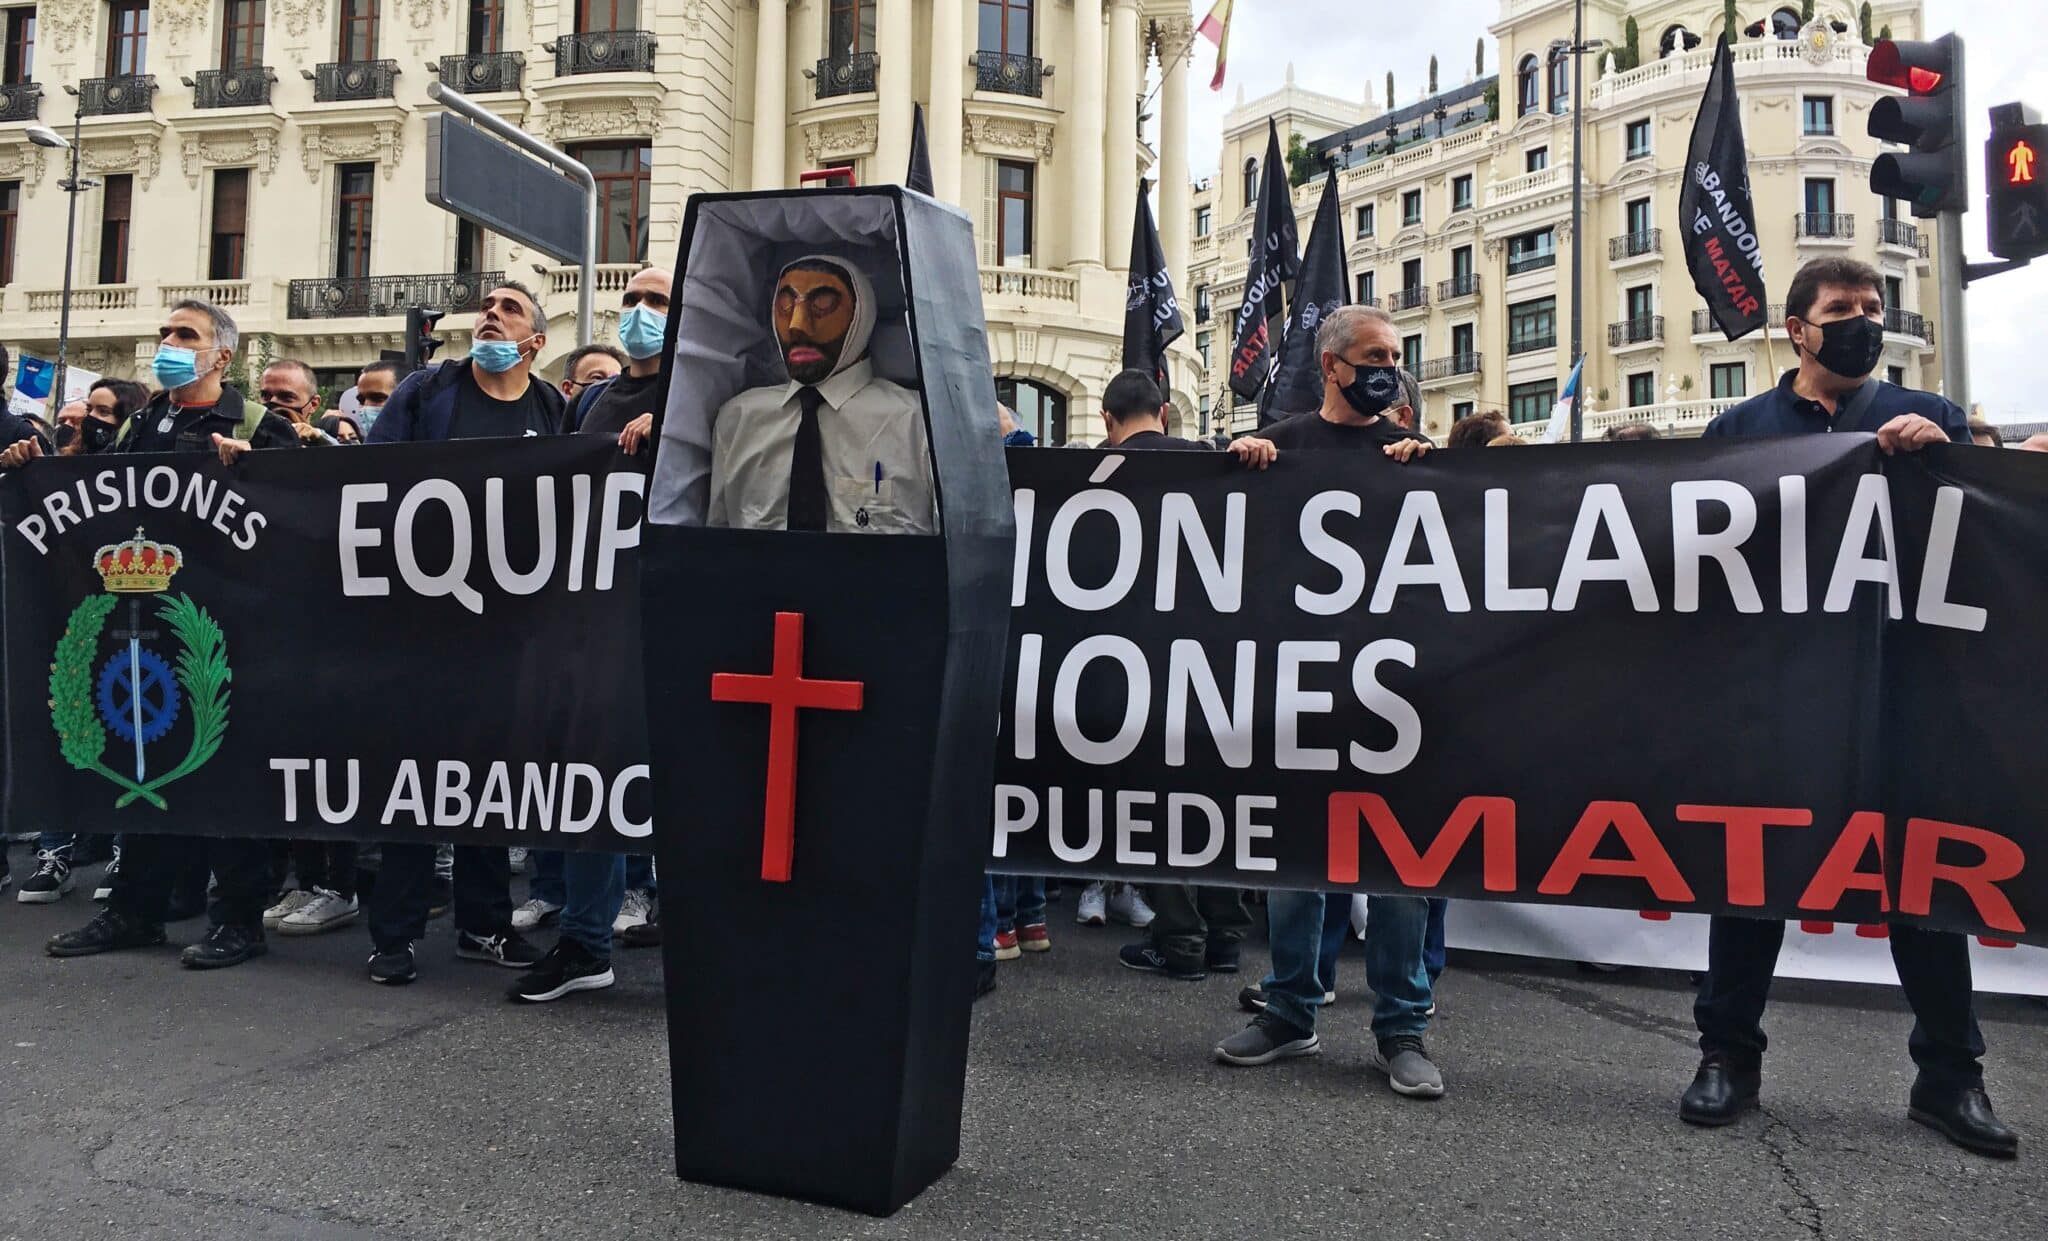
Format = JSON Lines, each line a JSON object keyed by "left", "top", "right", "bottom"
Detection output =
{"left": 706, "top": 356, "right": 938, "bottom": 535}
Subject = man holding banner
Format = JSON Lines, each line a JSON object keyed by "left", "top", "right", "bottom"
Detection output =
{"left": 1684, "top": 257, "right": 2012, "bottom": 1158}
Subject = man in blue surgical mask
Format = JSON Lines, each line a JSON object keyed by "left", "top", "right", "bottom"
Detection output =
{"left": 569, "top": 265, "right": 671, "bottom": 460}
{"left": 366, "top": 281, "right": 562, "bottom": 445}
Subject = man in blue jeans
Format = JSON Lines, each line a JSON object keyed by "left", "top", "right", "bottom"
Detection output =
{"left": 1206, "top": 306, "right": 1442, "bottom": 1098}
{"left": 509, "top": 850, "right": 622, "bottom": 1003}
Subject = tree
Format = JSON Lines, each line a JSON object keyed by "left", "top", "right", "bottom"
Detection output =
{"left": 1475, "top": 37, "right": 1484, "bottom": 78}
{"left": 1859, "top": 2, "right": 1874, "bottom": 42}
{"left": 1284, "top": 131, "right": 1320, "bottom": 188}
{"left": 1618, "top": 15, "right": 1641, "bottom": 72}
{"left": 1800, "top": 0, "right": 1814, "bottom": 22}
{"left": 1385, "top": 71, "right": 1395, "bottom": 110}
{"left": 1724, "top": 0, "right": 1740, "bottom": 41}
{"left": 1878, "top": 22, "right": 1891, "bottom": 40}
{"left": 1428, "top": 55, "right": 1438, "bottom": 95}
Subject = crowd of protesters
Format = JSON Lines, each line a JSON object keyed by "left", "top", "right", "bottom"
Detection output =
{"left": 0, "top": 255, "right": 2038, "bottom": 1159}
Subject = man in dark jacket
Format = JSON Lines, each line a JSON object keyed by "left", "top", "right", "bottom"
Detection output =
{"left": 360, "top": 281, "right": 557, "bottom": 985}
{"left": 12, "top": 299, "right": 301, "bottom": 969}
{"left": 1683, "top": 257, "right": 2013, "bottom": 1159}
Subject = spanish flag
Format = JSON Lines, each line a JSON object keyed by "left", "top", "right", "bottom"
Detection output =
{"left": 1198, "top": 0, "right": 1233, "bottom": 90}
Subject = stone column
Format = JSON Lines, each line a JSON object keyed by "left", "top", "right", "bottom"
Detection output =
{"left": 928, "top": 0, "right": 965, "bottom": 202}
{"left": 1157, "top": 17, "right": 1192, "bottom": 291}
{"left": 751, "top": 0, "right": 787, "bottom": 190}
{"left": 1068, "top": 0, "right": 1105, "bottom": 267}
{"left": 876, "top": 0, "right": 915, "bottom": 184}
{"left": 1105, "top": 0, "right": 1141, "bottom": 272}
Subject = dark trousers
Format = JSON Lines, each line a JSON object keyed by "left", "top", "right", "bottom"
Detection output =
{"left": 1146, "top": 884, "right": 1253, "bottom": 969}
{"left": 1695, "top": 915, "right": 1985, "bottom": 1090}
{"left": 367, "top": 842, "right": 511, "bottom": 952}
{"left": 291, "top": 840, "right": 359, "bottom": 899}
{"left": 110, "top": 833, "right": 272, "bottom": 930}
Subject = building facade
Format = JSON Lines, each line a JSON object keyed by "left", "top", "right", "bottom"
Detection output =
{"left": 1190, "top": 0, "right": 1942, "bottom": 442}
{"left": 0, "top": 0, "right": 1200, "bottom": 434}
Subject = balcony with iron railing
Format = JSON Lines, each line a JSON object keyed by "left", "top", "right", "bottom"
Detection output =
{"left": 78, "top": 75, "right": 155, "bottom": 116}
{"left": 1609, "top": 228, "right": 1661, "bottom": 262}
{"left": 190, "top": 66, "right": 275, "bottom": 108}
{"left": 814, "top": 52, "right": 878, "bottom": 99}
{"left": 1507, "top": 331, "right": 1556, "bottom": 356}
{"left": 552, "top": 30, "right": 657, "bottom": 76}
{"left": 0, "top": 81, "right": 40, "bottom": 121}
{"left": 309, "top": 60, "right": 400, "bottom": 103}
{"left": 1417, "top": 353, "right": 1482, "bottom": 381}
{"left": 1877, "top": 217, "right": 1926, "bottom": 255}
{"left": 1385, "top": 285, "right": 1430, "bottom": 313}
{"left": 287, "top": 271, "right": 502, "bottom": 320}
{"left": 1436, "top": 273, "right": 1481, "bottom": 302}
{"left": 1886, "top": 307, "right": 1931, "bottom": 343}
{"left": 974, "top": 51, "right": 1046, "bottom": 98}
{"left": 1609, "top": 315, "right": 1664, "bottom": 347}
{"left": 439, "top": 52, "right": 525, "bottom": 94}
{"left": 1795, "top": 212, "right": 1855, "bottom": 240}
{"left": 1505, "top": 249, "right": 1556, "bottom": 275}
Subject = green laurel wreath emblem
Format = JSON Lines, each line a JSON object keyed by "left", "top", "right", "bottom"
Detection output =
{"left": 48, "top": 593, "right": 231, "bottom": 811}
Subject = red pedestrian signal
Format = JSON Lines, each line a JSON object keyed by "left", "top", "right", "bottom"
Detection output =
{"left": 2007, "top": 139, "right": 2037, "bottom": 185}
{"left": 1988, "top": 121, "right": 2048, "bottom": 261}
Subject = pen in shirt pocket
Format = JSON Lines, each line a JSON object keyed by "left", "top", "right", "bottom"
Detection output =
{"left": 874, "top": 461, "right": 882, "bottom": 495}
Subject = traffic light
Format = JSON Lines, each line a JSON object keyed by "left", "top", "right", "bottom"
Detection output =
{"left": 404, "top": 306, "right": 446, "bottom": 371}
{"left": 1867, "top": 34, "right": 1968, "bottom": 218}
{"left": 1987, "top": 105, "right": 2048, "bottom": 261}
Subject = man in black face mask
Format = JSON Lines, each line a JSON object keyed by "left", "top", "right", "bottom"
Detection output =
{"left": 1684, "top": 258, "right": 2009, "bottom": 1158}
{"left": 1226, "top": 303, "right": 1434, "bottom": 466}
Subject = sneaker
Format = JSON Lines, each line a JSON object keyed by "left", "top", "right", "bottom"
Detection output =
{"left": 1118, "top": 942, "right": 1205, "bottom": 980}
{"left": 1205, "top": 940, "right": 1241, "bottom": 973}
{"left": 508, "top": 847, "right": 530, "bottom": 874}
{"left": 509, "top": 940, "right": 615, "bottom": 1003}
{"left": 1017, "top": 922, "right": 1051, "bottom": 953}
{"left": 613, "top": 888, "right": 654, "bottom": 935}
{"left": 457, "top": 928, "right": 544, "bottom": 968}
{"left": 279, "top": 888, "right": 359, "bottom": 935}
{"left": 47, "top": 909, "right": 167, "bottom": 957}
{"left": 369, "top": 943, "right": 418, "bottom": 985}
{"left": 993, "top": 928, "right": 1021, "bottom": 961}
{"left": 511, "top": 897, "right": 563, "bottom": 931}
{"left": 93, "top": 847, "right": 121, "bottom": 902}
{"left": 618, "top": 920, "right": 662, "bottom": 949}
{"left": 180, "top": 923, "right": 268, "bottom": 970}
{"left": 262, "top": 889, "right": 316, "bottom": 929}
{"left": 1238, "top": 985, "right": 1336, "bottom": 1012}
{"left": 1108, "top": 884, "right": 1155, "bottom": 928}
{"left": 1368, "top": 1035, "right": 1445, "bottom": 1098}
{"left": 16, "top": 849, "right": 75, "bottom": 903}
{"left": 1075, "top": 882, "right": 1108, "bottom": 926}
{"left": 1214, "top": 1013, "right": 1320, "bottom": 1066}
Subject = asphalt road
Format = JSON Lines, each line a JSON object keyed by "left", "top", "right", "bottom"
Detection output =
{"left": 1, "top": 856, "right": 2043, "bottom": 1240}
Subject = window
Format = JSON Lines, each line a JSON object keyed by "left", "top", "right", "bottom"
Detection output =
{"left": 208, "top": 168, "right": 248, "bottom": 280}
{"left": 978, "top": 0, "right": 1031, "bottom": 56}
{"left": 1659, "top": 24, "right": 1695, "bottom": 56}
{"left": 1710, "top": 362, "right": 1746, "bottom": 399}
{"left": 1626, "top": 285, "right": 1654, "bottom": 323}
{"left": 1548, "top": 50, "right": 1568, "bottom": 115}
{"left": 1401, "top": 188, "right": 1421, "bottom": 226}
{"left": 1886, "top": 365, "right": 1905, "bottom": 387}
{"left": 1354, "top": 203, "right": 1374, "bottom": 238}
{"left": 1451, "top": 174, "right": 1472, "bottom": 211}
{"left": 219, "top": 0, "right": 262, "bottom": 68}
{"left": 1508, "top": 380, "right": 1556, "bottom": 424}
{"left": 1516, "top": 54, "right": 1538, "bottom": 117}
{"left": 1525, "top": 147, "right": 1548, "bottom": 173}
{"left": 4, "top": 7, "right": 34, "bottom": 84}
{"left": 338, "top": 0, "right": 376, "bottom": 61}
{"left": 1771, "top": 7, "right": 1801, "bottom": 40}
{"left": 1195, "top": 330, "right": 1211, "bottom": 361}
{"left": 997, "top": 376, "right": 1065, "bottom": 444}
{"left": 1402, "top": 334, "right": 1422, "bottom": 372}
{"left": 98, "top": 174, "right": 133, "bottom": 283}
{"left": 468, "top": 0, "right": 504, "bottom": 53}
{"left": 1451, "top": 245, "right": 1472, "bottom": 283}
{"left": 1802, "top": 96, "right": 1834, "bottom": 137}
{"left": 1627, "top": 372, "right": 1655, "bottom": 407}
{"left": 1625, "top": 197, "right": 1651, "bottom": 236}
{"left": 579, "top": 0, "right": 640, "bottom": 33}
{"left": 1507, "top": 296, "right": 1555, "bottom": 354}
{"left": 1452, "top": 401, "right": 1474, "bottom": 422}
{"left": 1242, "top": 157, "right": 1258, "bottom": 209}
{"left": 333, "top": 162, "right": 374, "bottom": 279}
{"left": 1194, "top": 284, "right": 1209, "bottom": 321}
{"left": 1401, "top": 257, "right": 1422, "bottom": 293}
{"left": 0, "top": 180, "right": 15, "bottom": 285}
{"left": 457, "top": 219, "right": 486, "bottom": 275}
{"left": 1355, "top": 271, "right": 1375, "bottom": 305}
{"left": 1450, "top": 322, "right": 1474, "bottom": 359}
{"left": 1881, "top": 195, "right": 1899, "bottom": 223}
{"left": 1883, "top": 275, "right": 1904, "bottom": 313}
{"left": 1194, "top": 205, "right": 1211, "bottom": 238}
{"left": 800, "top": 165, "right": 855, "bottom": 188}
{"left": 1506, "top": 228, "right": 1555, "bottom": 274}
{"left": 996, "top": 158, "right": 1034, "bottom": 265}
{"left": 1625, "top": 118, "right": 1651, "bottom": 159}
{"left": 1804, "top": 177, "right": 1835, "bottom": 216}
{"left": 107, "top": 0, "right": 148, "bottom": 75}
{"left": 571, "top": 141, "right": 652, "bottom": 263}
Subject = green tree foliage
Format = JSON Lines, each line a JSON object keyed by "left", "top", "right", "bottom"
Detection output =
{"left": 1725, "top": 0, "right": 1741, "bottom": 41}
{"left": 1285, "top": 131, "right": 1321, "bottom": 188}
{"left": 1860, "top": 2, "right": 1874, "bottom": 43}
{"left": 1385, "top": 71, "right": 1395, "bottom": 110}
{"left": 1428, "top": 55, "right": 1439, "bottom": 94}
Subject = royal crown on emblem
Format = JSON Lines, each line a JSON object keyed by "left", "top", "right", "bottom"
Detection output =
{"left": 94, "top": 527, "right": 182, "bottom": 593}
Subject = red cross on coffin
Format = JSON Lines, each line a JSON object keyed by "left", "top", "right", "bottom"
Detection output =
{"left": 709, "top": 612, "right": 865, "bottom": 882}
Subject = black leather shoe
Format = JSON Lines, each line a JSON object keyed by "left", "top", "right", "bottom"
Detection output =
{"left": 180, "top": 923, "right": 267, "bottom": 970}
{"left": 1680, "top": 1052, "right": 1761, "bottom": 1126}
{"left": 47, "top": 909, "right": 167, "bottom": 957}
{"left": 1910, "top": 1082, "right": 2019, "bottom": 1159}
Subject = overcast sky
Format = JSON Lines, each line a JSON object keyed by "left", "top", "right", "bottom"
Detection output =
{"left": 1175, "top": 0, "right": 2047, "bottom": 419}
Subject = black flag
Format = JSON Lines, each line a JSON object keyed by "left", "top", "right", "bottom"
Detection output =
{"left": 1679, "top": 37, "right": 1767, "bottom": 340}
{"left": 1227, "top": 119, "right": 1302, "bottom": 403}
{"left": 1122, "top": 179, "right": 1185, "bottom": 387}
{"left": 1260, "top": 165, "right": 1349, "bottom": 423}
{"left": 907, "top": 103, "right": 935, "bottom": 195}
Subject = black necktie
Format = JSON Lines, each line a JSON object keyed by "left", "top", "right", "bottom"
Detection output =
{"left": 788, "top": 386, "right": 829, "bottom": 532}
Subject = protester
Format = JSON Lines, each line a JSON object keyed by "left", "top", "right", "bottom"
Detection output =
{"left": 573, "top": 266, "right": 671, "bottom": 459}
{"left": 351, "top": 361, "right": 402, "bottom": 430}
{"left": 257, "top": 359, "right": 332, "bottom": 443}
{"left": 557, "top": 342, "right": 625, "bottom": 419}
{"left": 1445, "top": 410, "right": 1508, "bottom": 449}
{"left": 1682, "top": 256, "right": 2012, "bottom": 1158}
{"left": 4, "top": 300, "right": 302, "bottom": 968}
{"left": 318, "top": 412, "right": 363, "bottom": 444}
{"left": 1209, "top": 305, "right": 1444, "bottom": 1100}
{"left": 1606, "top": 422, "right": 1661, "bottom": 441}
{"left": 358, "top": 282, "right": 560, "bottom": 985}
{"left": 999, "top": 402, "right": 1037, "bottom": 447}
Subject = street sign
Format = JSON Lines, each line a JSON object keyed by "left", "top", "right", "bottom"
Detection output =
{"left": 425, "top": 113, "right": 588, "bottom": 263}
{"left": 1987, "top": 110, "right": 2048, "bottom": 262}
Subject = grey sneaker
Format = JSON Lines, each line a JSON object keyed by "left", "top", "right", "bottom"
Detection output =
{"left": 1214, "top": 1013, "right": 1320, "bottom": 1066}
{"left": 1369, "top": 1035, "right": 1445, "bottom": 1099}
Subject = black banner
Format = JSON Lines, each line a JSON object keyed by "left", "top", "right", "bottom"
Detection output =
{"left": 1, "top": 439, "right": 651, "bottom": 851}
{"left": 1121, "top": 177, "right": 1185, "bottom": 388}
{"left": 1680, "top": 36, "right": 1768, "bottom": 340}
{"left": 1260, "top": 165, "right": 1348, "bottom": 423}
{"left": 1226, "top": 119, "right": 1300, "bottom": 404}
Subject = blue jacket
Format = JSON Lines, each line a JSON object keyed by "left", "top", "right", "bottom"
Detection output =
{"left": 367, "top": 358, "right": 566, "bottom": 444}
{"left": 1703, "top": 369, "right": 1969, "bottom": 443}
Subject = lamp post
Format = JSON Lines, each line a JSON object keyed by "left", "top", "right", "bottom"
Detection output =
{"left": 1552, "top": 4, "right": 1604, "bottom": 443}
{"left": 27, "top": 88, "right": 94, "bottom": 411}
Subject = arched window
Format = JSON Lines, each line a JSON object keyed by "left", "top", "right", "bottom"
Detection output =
{"left": 1548, "top": 50, "right": 1569, "bottom": 114}
{"left": 1516, "top": 54, "right": 1538, "bottom": 116}
{"left": 1659, "top": 24, "right": 1695, "bottom": 57}
{"left": 997, "top": 377, "right": 1068, "bottom": 445}
{"left": 1242, "top": 157, "right": 1258, "bottom": 208}
{"left": 1771, "top": 7, "right": 1801, "bottom": 39}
